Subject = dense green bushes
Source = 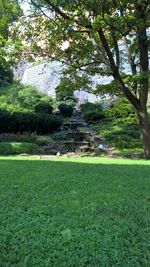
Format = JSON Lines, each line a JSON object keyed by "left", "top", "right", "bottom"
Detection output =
{"left": 0, "top": 142, "right": 38, "bottom": 155}
{"left": 80, "top": 99, "right": 136, "bottom": 124}
{"left": 80, "top": 102, "right": 105, "bottom": 123}
{"left": 0, "top": 82, "right": 53, "bottom": 112}
{"left": 58, "top": 103, "right": 73, "bottom": 117}
{"left": 105, "top": 99, "right": 136, "bottom": 121}
{"left": 0, "top": 110, "right": 62, "bottom": 134}
{"left": 0, "top": 82, "right": 62, "bottom": 135}
{"left": 35, "top": 102, "right": 53, "bottom": 114}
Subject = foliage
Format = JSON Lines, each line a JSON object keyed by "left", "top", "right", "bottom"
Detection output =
{"left": 0, "top": 142, "right": 38, "bottom": 155}
{"left": 56, "top": 77, "right": 74, "bottom": 101}
{"left": 52, "top": 131, "right": 68, "bottom": 141}
{"left": 0, "top": 56, "right": 13, "bottom": 87}
{"left": 15, "top": 1, "right": 149, "bottom": 103}
{"left": 0, "top": 0, "right": 22, "bottom": 86}
{"left": 0, "top": 133, "right": 36, "bottom": 143}
{"left": 0, "top": 82, "right": 62, "bottom": 134}
{"left": 16, "top": 0, "right": 150, "bottom": 157}
{"left": 91, "top": 100, "right": 142, "bottom": 156}
{"left": 0, "top": 0, "right": 22, "bottom": 40}
{"left": 0, "top": 109, "right": 62, "bottom": 134}
{"left": 34, "top": 135, "right": 53, "bottom": 145}
{"left": 56, "top": 74, "right": 92, "bottom": 101}
{"left": 58, "top": 103, "right": 73, "bottom": 117}
{"left": 80, "top": 102, "right": 105, "bottom": 123}
{"left": 0, "top": 132, "right": 54, "bottom": 145}
{"left": 0, "top": 157, "right": 150, "bottom": 266}
{"left": 95, "top": 80, "right": 122, "bottom": 97}
{"left": 104, "top": 99, "right": 136, "bottom": 121}
{"left": 0, "top": 82, "right": 53, "bottom": 112}
{"left": 35, "top": 102, "right": 53, "bottom": 114}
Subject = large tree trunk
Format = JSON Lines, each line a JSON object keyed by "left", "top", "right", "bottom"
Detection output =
{"left": 138, "top": 110, "right": 150, "bottom": 159}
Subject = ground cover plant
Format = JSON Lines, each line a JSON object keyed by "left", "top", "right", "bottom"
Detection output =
{"left": 81, "top": 100, "right": 144, "bottom": 157}
{"left": 0, "top": 157, "right": 150, "bottom": 267}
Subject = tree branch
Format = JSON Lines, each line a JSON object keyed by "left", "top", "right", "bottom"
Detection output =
{"left": 97, "top": 28, "right": 140, "bottom": 110}
{"left": 124, "top": 37, "right": 137, "bottom": 95}
{"left": 43, "top": 0, "right": 71, "bottom": 20}
{"left": 30, "top": 0, "right": 53, "bottom": 20}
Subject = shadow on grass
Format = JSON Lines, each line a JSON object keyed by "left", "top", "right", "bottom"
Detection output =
{"left": 0, "top": 156, "right": 150, "bottom": 176}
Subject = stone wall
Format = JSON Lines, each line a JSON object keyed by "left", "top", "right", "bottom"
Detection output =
{"left": 14, "top": 61, "right": 113, "bottom": 103}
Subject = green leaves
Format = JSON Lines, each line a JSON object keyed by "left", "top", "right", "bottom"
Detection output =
{"left": 0, "top": 0, "right": 22, "bottom": 39}
{"left": 0, "top": 0, "right": 22, "bottom": 85}
{"left": 92, "top": 15, "right": 104, "bottom": 29}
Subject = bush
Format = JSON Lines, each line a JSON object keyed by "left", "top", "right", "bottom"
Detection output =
{"left": 35, "top": 102, "right": 53, "bottom": 114}
{"left": 58, "top": 103, "right": 73, "bottom": 117}
{"left": 0, "top": 142, "right": 38, "bottom": 155}
{"left": 0, "top": 82, "right": 54, "bottom": 112}
{"left": 0, "top": 109, "right": 62, "bottom": 134}
{"left": 80, "top": 102, "right": 95, "bottom": 112}
{"left": 0, "top": 133, "right": 36, "bottom": 143}
{"left": 35, "top": 136, "right": 53, "bottom": 145}
{"left": 105, "top": 99, "right": 136, "bottom": 121}
{"left": 52, "top": 132, "right": 68, "bottom": 141}
{"left": 80, "top": 102, "right": 105, "bottom": 123}
{"left": 34, "top": 114, "right": 62, "bottom": 134}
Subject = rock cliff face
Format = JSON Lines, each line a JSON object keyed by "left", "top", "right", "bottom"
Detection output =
{"left": 14, "top": 61, "right": 113, "bottom": 103}
{"left": 22, "top": 61, "right": 61, "bottom": 98}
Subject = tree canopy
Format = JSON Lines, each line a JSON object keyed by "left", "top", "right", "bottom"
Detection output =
{"left": 0, "top": 0, "right": 22, "bottom": 86}
{"left": 6, "top": 0, "right": 150, "bottom": 157}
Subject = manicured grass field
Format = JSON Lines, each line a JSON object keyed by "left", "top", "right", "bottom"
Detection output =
{"left": 0, "top": 157, "right": 150, "bottom": 267}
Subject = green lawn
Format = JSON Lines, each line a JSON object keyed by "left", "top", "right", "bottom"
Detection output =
{"left": 0, "top": 157, "right": 150, "bottom": 267}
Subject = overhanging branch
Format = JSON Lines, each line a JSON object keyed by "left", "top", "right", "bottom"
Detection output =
{"left": 43, "top": 0, "right": 71, "bottom": 20}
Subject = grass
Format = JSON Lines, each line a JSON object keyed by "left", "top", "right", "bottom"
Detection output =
{"left": 0, "top": 156, "right": 150, "bottom": 267}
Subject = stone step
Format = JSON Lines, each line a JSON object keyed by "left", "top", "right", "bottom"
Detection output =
{"left": 63, "top": 140, "right": 90, "bottom": 146}
{"left": 68, "top": 131, "right": 89, "bottom": 137}
{"left": 78, "top": 146, "right": 95, "bottom": 152}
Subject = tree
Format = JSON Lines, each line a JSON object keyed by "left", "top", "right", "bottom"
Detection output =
{"left": 0, "top": 0, "right": 22, "bottom": 86}
{"left": 16, "top": 0, "right": 150, "bottom": 158}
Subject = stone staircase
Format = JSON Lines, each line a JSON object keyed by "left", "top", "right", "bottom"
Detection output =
{"left": 39, "top": 108, "right": 117, "bottom": 156}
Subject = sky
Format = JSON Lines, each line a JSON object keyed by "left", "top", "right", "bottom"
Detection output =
{"left": 21, "top": 1, "right": 30, "bottom": 14}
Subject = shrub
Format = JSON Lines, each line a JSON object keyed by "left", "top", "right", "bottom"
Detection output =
{"left": 34, "top": 114, "right": 62, "bottom": 134}
{"left": 35, "top": 136, "right": 53, "bottom": 145}
{"left": 52, "top": 132, "right": 68, "bottom": 141}
{"left": 35, "top": 102, "right": 53, "bottom": 114}
{"left": 0, "top": 133, "right": 36, "bottom": 143}
{"left": 80, "top": 102, "right": 105, "bottom": 123}
{"left": 0, "top": 142, "right": 38, "bottom": 155}
{"left": 0, "top": 82, "right": 54, "bottom": 112}
{"left": 105, "top": 99, "right": 136, "bottom": 121}
{"left": 80, "top": 102, "right": 95, "bottom": 112}
{"left": 58, "top": 103, "right": 73, "bottom": 117}
{"left": 83, "top": 110, "right": 105, "bottom": 122}
{"left": 0, "top": 109, "right": 62, "bottom": 134}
